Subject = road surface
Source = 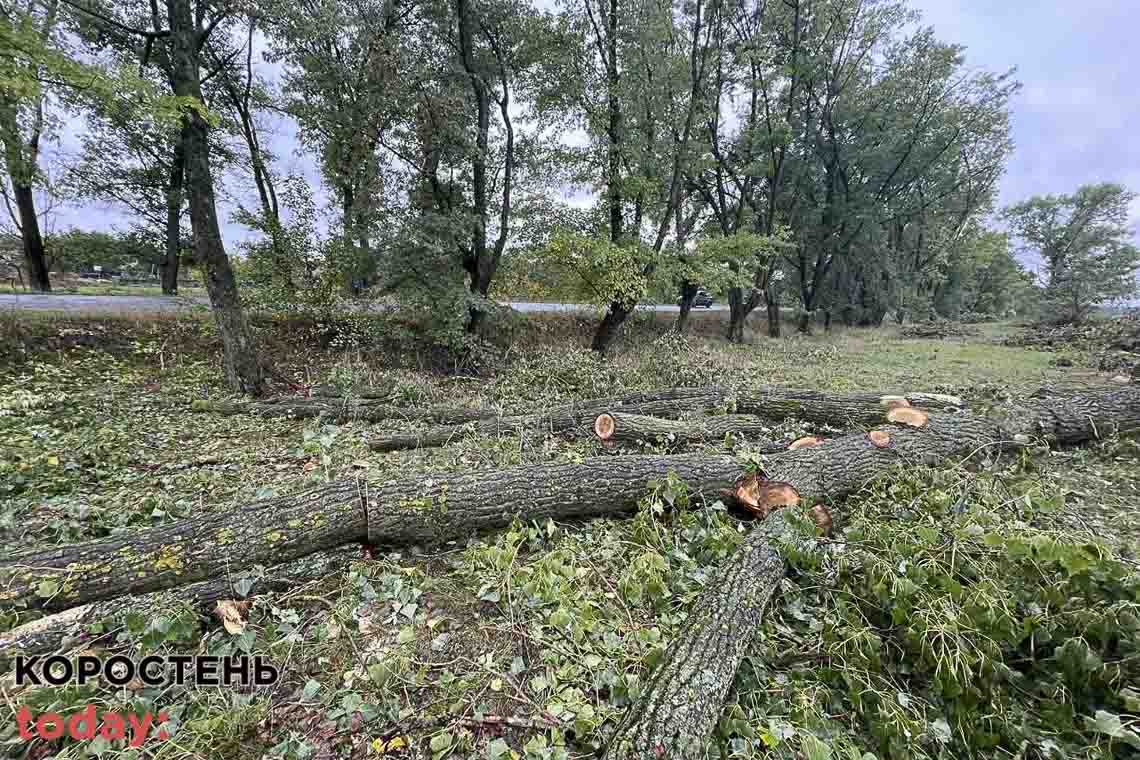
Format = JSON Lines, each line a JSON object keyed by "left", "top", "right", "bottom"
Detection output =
{"left": 0, "top": 293, "right": 730, "bottom": 315}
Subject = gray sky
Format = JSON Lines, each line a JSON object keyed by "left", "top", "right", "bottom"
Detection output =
{"left": 44, "top": 0, "right": 1140, "bottom": 267}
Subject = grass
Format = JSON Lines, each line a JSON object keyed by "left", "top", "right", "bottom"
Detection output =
{"left": 1, "top": 310, "right": 1138, "bottom": 759}
{"left": 0, "top": 282, "right": 206, "bottom": 297}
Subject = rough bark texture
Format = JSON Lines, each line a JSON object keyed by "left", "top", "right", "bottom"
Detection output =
{"left": 190, "top": 397, "right": 492, "bottom": 426}
{"left": 367, "top": 387, "right": 962, "bottom": 452}
{"left": 0, "top": 457, "right": 740, "bottom": 614}
{"left": 595, "top": 412, "right": 782, "bottom": 450}
{"left": 602, "top": 386, "right": 1140, "bottom": 759}
{"left": 7, "top": 388, "right": 1136, "bottom": 624}
{"left": 161, "top": 136, "right": 185, "bottom": 295}
{"left": 367, "top": 388, "right": 726, "bottom": 451}
{"left": 167, "top": 0, "right": 266, "bottom": 396}
{"left": 12, "top": 182, "right": 50, "bottom": 292}
{"left": 604, "top": 511, "right": 798, "bottom": 759}
{"left": 0, "top": 548, "right": 357, "bottom": 670}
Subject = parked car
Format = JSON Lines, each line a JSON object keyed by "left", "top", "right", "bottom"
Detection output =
{"left": 680, "top": 289, "right": 715, "bottom": 308}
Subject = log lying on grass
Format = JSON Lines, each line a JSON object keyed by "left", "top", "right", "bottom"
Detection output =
{"left": 190, "top": 397, "right": 492, "bottom": 426}
{"left": 367, "top": 386, "right": 966, "bottom": 452}
{"left": 0, "top": 548, "right": 359, "bottom": 670}
{"left": 602, "top": 386, "right": 1140, "bottom": 759}
{"left": 0, "top": 457, "right": 742, "bottom": 613}
{"left": 4, "top": 389, "right": 1136, "bottom": 619}
{"left": 592, "top": 412, "right": 783, "bottom": 450}
{"left": 367, "top": 386, "right": 725, "bottom": 451}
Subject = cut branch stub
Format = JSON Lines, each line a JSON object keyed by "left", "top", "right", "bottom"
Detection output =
{"left": 880, "top": 396, "right": 912, "bottom": 409}
{"left": 809, "top": 504, "right": 833, "bottom": 534}
{"left": 886, "top": 407, "right": 930, "bottom": 428}
{"left": 734, "top": 474, "right": 801, "bottom": 518}
{"left": 867, "top": 430, "right": 893, "bottom": 448}
{"left": 788, "top": 436, "right": 823, "bottom": 450}
{"left": 594, "top": 413, "right": 616, "bottom": 441}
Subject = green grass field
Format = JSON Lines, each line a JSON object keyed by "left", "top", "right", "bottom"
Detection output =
{"left": 1, "top": 311, "right": 1137, "bottom": 759}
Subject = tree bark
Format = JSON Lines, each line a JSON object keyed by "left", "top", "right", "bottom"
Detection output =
{"left": 766, "top": 296, "right": 781, "bottom": 338}
{"left": 161, "top": 136, "right": 186, "bottom": 295}
{"left": 366, "top": 387, "right": 725, "bottom": 451}
{"left": 190, "top": 397, "right": 493, "bottom": 426}
{"left": 0, "top": 548, "right": 358, "bottom": 669}
{"left": 676, "top": 282, "right": 697, "bottom": 334}
{"left": 3, "top": 388, "right": 1137, "bottom": 617}
{"left": 1, "top": 456, "right": 742, "bottom": 614}
{"left": 363, "top": 387, "right": 964, "bottom": 452}
{"left": 603, "top": 387, "right": 1140, "bottom": 759}
{"left": 592, "top": 301, "right": 634, "bottom": 354}
{"left": 604, "top": 511, "right": 798, "bottom": 759}
{"left": 12, "top": 182, "right": 50, "bottom": 292}
{"left": 594, "top": 412, "right": 782, "bottom": 451}
{"left": 167, "top": 0, "right": 266, "bottom": 396}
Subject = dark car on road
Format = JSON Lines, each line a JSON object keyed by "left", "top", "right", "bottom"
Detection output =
{"left": 681, "top": 289, "right": 715, "bottom": 308}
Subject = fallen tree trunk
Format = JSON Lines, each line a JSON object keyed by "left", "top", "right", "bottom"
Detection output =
{"left": 603, "top": 386, "right": 1140, "bottom": 759}
{"left": 593, "top": 412, "right": 782, "bottom": 450}
{"left": 367, "top": 387, "right": 725, "bottom": 452}
{"left": 0, "top": 456, "right": 742, "bottom": 613}
{"left": 190, "top": 397, "right": 492, "bottom": 426}
{"left": 0, "top": 548, "right": 358, "bottom": 671}
{"left": 367, "top": 387, "right": 965, "bottom": 452}
{"left": 5, "top": 388, "right": 1135, "bottom": 620}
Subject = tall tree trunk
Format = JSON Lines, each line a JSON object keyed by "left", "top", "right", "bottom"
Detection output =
{"left": 766, "top": 296, "right": 781, "bottom": 338}
{"left": 592, "top": 302, "right": 634, "bottom": 354}
{"left": 161, "top": 136, "right": 185, "bottom": 295}
{"left": 676, "top": 282, "right": 697, "bottom": 334}
{"left": 167, "top": 0, "right": 266, "bottom": 396}
{"left": 11, "top": 181, "right": 49, "bottom": 292}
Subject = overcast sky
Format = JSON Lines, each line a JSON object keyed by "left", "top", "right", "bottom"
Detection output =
{"left": 45, "top": 0, "right": 1140, "bottom": 270}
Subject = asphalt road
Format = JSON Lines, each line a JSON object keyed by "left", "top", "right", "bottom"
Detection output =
{"left": 0, "top": 293, "right": 729, "bottom": 315}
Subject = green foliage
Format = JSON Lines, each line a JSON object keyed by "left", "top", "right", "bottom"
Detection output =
{"left": 1003, "top": 183, "right": 1140, "bottom": 324}
{"left": 533, "top": 233, "right": 657, "bottom": 309}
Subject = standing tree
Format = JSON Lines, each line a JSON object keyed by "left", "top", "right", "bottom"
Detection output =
{"left": 1002, "top": 183, "right": 1140, "bottom": 324}
{"left": 0, "top": 0, "right": 62, "bottom": 292}
{"left": 61, "top": 0, "right": 269, "bottom": 394}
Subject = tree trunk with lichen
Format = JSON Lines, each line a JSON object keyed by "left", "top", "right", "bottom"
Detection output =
{"left": 366, "top": 387, "right": 964, "bottom": 452}
{"left": 593, "top": 412, "right": 782, "bottom": 450}
{"left": 191, "top": 397, "right": 493, "bottom": 426}
{"left": 0, "top": 548, "right": 358, "bottom": 669}
{"left": 5, "top": 388, "right": 1136, "bottom": 623}
{"left": 603, "top": 387, "right": 1140, "bottom": 759}
{"left": 367, "top": 387, "right": 727, "bottom": 451}
{"left": 0, "top": 457, "right": 742, "bottom": 614}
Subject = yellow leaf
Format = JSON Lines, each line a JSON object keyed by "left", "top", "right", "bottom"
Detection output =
{"left": 215, "top": 600, "right": 248, "bottom": 635}
{"left": 46, "top": 456, "right": 59, "bottom": 466}
{"left": 371, "top": 735, "right": 409, "bottom": 754}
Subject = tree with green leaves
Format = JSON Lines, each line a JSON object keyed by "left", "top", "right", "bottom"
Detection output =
{"left": 1003, "top": 183, "right": 1140, "bottom": 324}
{"left": 61, "top": 0, "right": 269, "bottom": 394}
{"left": 1, "top": 0, "right": 63, "bottom": 291}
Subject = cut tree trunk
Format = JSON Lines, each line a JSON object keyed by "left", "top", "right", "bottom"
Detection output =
{"left": 6, "top": 388, "right": 1135, "bottom": 619}
{"left": 366, "top": 387, "right": 964, "bottom": 452}
{"left": 190, "top": 397, "right": 493, "bottom": 426}
{"left": 0, "top": 456, "right": 742, "bottom": 614}
{"left": 604, "top": 511, "right": 800, "bottom": 759}
{"left": 602, "top": 386, "right": 1140, "bottom": 759}
{"left": 593, "top": 412, "right": 782, "bottom": 451}
{"left": 0, "top": 547, "right": 358, "bottom": 670}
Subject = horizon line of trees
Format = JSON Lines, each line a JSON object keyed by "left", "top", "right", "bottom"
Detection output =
{"left": 3, "top": 0, "right": 1138, "bottom": 395}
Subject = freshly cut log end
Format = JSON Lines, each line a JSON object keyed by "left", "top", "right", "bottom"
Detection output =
{"left": 788, "top": 436, "right": 823, "bottom": 450}
{"left": 880, "top": 396, "right": 912, "bottom": 410}
{"left": 735, "top": 475, "right": 801, "bottom": 517}
{"left": 809, "top": 504, "right": 833, "bottom": 534}
{"left": 887, "top": 407, "right": 930, "bottom": 428}
{"left": 867, "top": 430, "right": 893, "bottom": 448}
{"left": 594, "top": 413, "right": 616, "bottom": 441}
